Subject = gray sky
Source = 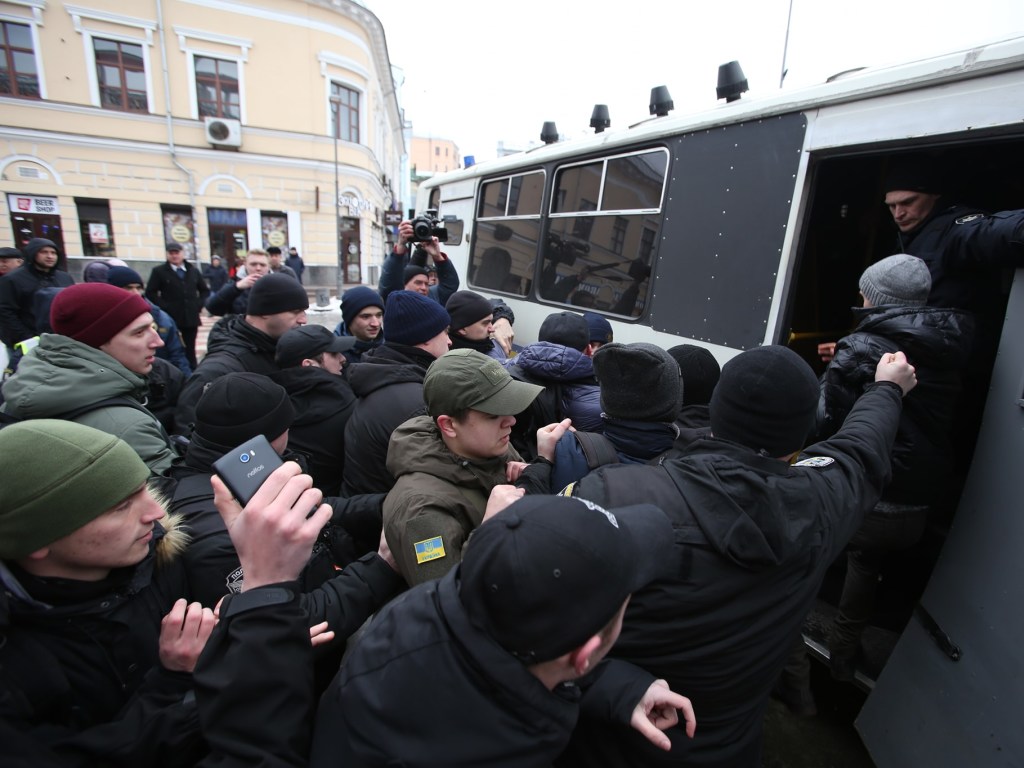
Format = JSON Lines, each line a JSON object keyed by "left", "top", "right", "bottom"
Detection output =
{"left": 369, "top": 0, "right": 1024, "bottom": 162}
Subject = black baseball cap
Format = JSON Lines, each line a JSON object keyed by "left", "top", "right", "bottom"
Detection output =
{"left": 165, "top": 241, "right": 184, "bottom": 252}
{"left": 459, "top": 495, "right": 673, "bottom": 663}
{"left": 275, "top": 325, "right": 356, "bottom": 368}
{"left": 539, "top": 311, "right": 589, "bottom": 352}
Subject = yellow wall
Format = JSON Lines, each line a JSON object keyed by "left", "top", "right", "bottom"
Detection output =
{"left": 0, "top": 0, "right": 405, "bottom": 288}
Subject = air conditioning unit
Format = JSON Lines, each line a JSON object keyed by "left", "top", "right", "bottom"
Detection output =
{"left": 204, "top": 117, "right": 242, "bottom": 148}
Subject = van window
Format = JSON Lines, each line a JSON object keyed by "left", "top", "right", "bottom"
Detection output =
{"left": 469, "top": 170, "right": 545, "bottom": 295}
{"left": 540, "top": 148, "right": 668, "bottom": 317}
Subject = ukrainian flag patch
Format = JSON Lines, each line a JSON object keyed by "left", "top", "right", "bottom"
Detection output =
{"left": 414, "top": 536, "right": 446, "bottom": 564}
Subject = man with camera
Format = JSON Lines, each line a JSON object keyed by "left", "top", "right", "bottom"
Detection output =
{"left": 378, "top": 217, "right": 460, "bottom": 306}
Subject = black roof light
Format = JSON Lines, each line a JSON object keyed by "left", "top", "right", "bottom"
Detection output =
{"left": 540, "top": 121, "right": 559, "bottom": 144}
{"left": 716, "top": 61, "right": 749, "bottom": 102}
{"left": 649, "top": 86, "right": 673, "bottom": 117}
{"left": 590, "top": 104, "right": 610, "bottom": 133}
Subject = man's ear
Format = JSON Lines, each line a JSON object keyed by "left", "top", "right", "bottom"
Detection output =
{"left": 457, "top": 328, "right": 469, "bottom": 338}
{"left": 437, "top": 414, "right": 457, "bottom": 438}
{"left": 26, "top": 547, "right": 50, "bottom": 561}
{"left": 301, "top": 358, "right": 318, "bottom": 368}
{"left": 567, "top": 633, "right": 604, "bottom": 677}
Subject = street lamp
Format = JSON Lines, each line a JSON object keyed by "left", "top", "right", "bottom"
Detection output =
{"left": 329, "top": 94, "right": 343, "bottom": 299}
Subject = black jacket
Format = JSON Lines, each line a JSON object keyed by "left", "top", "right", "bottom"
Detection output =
{"left": 341, "top": 343, "right": 433, "bottom": 496}
{"left": 0, "top": 521, "right": 207, "bottom": 767}
{"left": 204, "top": 280, "right": 249, "bottom": 317}
{"left": 895, "top": 202, "right": 1024, "bottom": 312}
{"left": 817, "top": 304, "right": 973, "bottom": 503}
{"left": 311, "top": 567, "right": 656, "bottom": 768}
{"left": 0, "top": 261, "right": 74, "bottom": 345}
{"left": 269, "top": 367, "right": 357, "bottom": 497}
{"left": 560, "top": 382, "right": 903, "bottom": 768}
{"left": 175, "top": 316, "right": 279, "bottom": 432}
{"left": 192, "top": 583, "right": 315, "bottom": 767}
{"left": 145, "top": 262, "right": 209, "bottom": 330}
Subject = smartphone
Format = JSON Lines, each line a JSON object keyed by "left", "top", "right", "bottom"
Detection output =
{"left": 212, "top": 434, "right": 285, "bottom": 507}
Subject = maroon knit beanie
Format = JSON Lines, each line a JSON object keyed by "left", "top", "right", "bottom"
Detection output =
{"left": 50, "top": 283, "right": 151, "bottom": 348}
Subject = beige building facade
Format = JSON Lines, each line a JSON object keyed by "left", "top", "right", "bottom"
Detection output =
{"left": 0, "top": 0, "right": 405, "bottom": 289}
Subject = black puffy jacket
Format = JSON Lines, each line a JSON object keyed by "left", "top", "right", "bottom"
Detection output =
{"left": 816, "top": 304, "right": 974, "bottom": 503}
{"left": 341, "top": 343, "right": 432, "bottom": 496}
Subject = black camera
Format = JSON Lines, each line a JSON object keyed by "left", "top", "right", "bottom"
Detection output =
{"left": 410, "top": 210, "right": 448, "bottom": 243}
{"left": 546, "top": 234, "right": 590, "bottom": 266}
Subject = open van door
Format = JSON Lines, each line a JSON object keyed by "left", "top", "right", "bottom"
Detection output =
{"left": 857, "top": 268, "right": 1024, "bottom": 765}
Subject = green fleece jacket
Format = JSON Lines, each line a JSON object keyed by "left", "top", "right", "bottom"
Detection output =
{"left": 1, "top": 334, "right": 175, "bottom": 474}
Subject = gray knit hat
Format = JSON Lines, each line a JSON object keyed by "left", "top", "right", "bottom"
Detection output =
{"left": 858, "top": 254, "right": 931, "bottom": 307}
{"left": 0, "top": 420, "right": 150, "bottom": 559}
{"left": 592, "top": 342, "right": 683, "bottom": 422}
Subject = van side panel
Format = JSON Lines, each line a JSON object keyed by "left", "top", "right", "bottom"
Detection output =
{"left": 857, "top": 268, "right": 1024, "bottom": 766}
{"left": 650, "top": 113, "right": 806, "bottom": 350}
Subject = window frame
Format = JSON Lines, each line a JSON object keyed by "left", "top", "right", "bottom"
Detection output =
{"left": 68, "top": 6, "right": 155, "bottom": 113}
{"left": 329, "top": 81, "right": 360, "bottom": 144}
{"left": 175, "top": 26, "right": 250, "bottom": 123}
{"left": 92, "top": 37, "right": 148, "bottom": 113}
{"left": 0, "top": 17, "right": 43, "bottom": 100}
{"left": 194, "top": 55, "right": 241, "bottom": 120}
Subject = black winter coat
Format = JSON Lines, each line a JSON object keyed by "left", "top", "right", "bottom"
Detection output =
{"left": 174, "top": 316, "right": 279, "bottom": 432}
{"left": 817, "top": 304, "right": 973, "bottom": 503}
{"left": 0, "top": 261, "right": 74, "bottom": 345}
{"left": 0, "top": 521, "right": 207, "bottom": 767}
{"left": 145, "top": 262, "right": 209, "bottom": 330}
{"left": 311, "top": 567, "right": 656, "bottom": 767}
{"left": 270, "top": 366, "right": 357, "bottom": 497}
{"left": 560, "top": 382, "right": 903, "bottom": 768}
{"left": 894, "top": 202, "right": 1024, "bottom": 312}
{"left": 341, "top": 343, "right": 432, "bottom": 496}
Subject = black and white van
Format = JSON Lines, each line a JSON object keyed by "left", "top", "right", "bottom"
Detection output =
{"left": 415, "top": 35, "right": 1024, "bottom": 765}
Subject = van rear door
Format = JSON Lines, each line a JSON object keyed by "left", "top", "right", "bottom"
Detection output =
{"left": 857, "top": 269, "right": 1024, "bottom": 765}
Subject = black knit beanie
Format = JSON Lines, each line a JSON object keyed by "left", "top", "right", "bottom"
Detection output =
{"left": 194, "top": 372, "right": 295, "bottom": 448}
{"left": 593, "top": 342, "right": 682, "bottom": 422}
{"left": 710, "top": 346, "right": 818, "bottom": 457}
{"left": 403, "top": 264, "right": 429, "bottom": 285}
{"left": 445, "top": 290, "right": 493, "bottom": 332}
{"left": 667, "top": 344, "right": 721, "bottom": 406}
{"left": 342, "top": 286, "right": 384, "bottom": 331}
{"left": 384, "top": 290, "right": 451, "bottom": 346}
{"left": 247, "top": 273, "right": 309, "bottom": 315}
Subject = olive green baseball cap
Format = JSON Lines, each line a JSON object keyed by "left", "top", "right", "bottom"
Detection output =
{"left": 423, "top": 349, "right": 542, "bottom": 419}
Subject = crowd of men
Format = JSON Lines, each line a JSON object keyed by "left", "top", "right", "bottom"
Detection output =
{"left": 0, "top": 165, "right": 1022, "bottom": 767}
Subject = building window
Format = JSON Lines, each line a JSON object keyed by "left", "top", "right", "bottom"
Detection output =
{"left": 435, "top": 146, "right": 440, "bottom": 156}
{"left": 330, "top": 83, "right": 359, "bottom": 143}
{"left": 639, "top": 227, "right": 656, "bottom": 261}
{"left": 94, "top": 38, "right": 147, "bottom": 112}
{"left": 0, "top": 21, "right": 40, "bottom": 99}
{"left": 76, "top": 198, "right": 116, "bottom": 258}
{"left": 195, "top": 56, "right": 239, "bottom": 119}
{"left": 611, "top": 216, "right": 628, "bottom": 255}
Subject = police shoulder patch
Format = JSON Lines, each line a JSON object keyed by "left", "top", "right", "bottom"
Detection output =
{"left": 955, "top": 213, "right": 985, "bottom": 225}
{"left": 414, "top": 536, "right": 446, "bottom": 565}
{"left": 793, "top": 456, "right": 836, "bottom": 468}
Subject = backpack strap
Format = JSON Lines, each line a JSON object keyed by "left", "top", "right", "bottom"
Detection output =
{"left": 573, "top": 431, "right": 619, "bottom": 470}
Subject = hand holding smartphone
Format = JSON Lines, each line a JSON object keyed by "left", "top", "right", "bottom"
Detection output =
{"left": 212, "top": 435, "right": 285, "bottom": 507}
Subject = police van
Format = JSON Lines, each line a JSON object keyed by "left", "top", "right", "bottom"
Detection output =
{"left": 415, "top": 36, "right": 1024, "bottom": 765}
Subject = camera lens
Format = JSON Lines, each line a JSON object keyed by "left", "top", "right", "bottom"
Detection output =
{"left": 240, "top": 453, "right": 250, "bottom": 463}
